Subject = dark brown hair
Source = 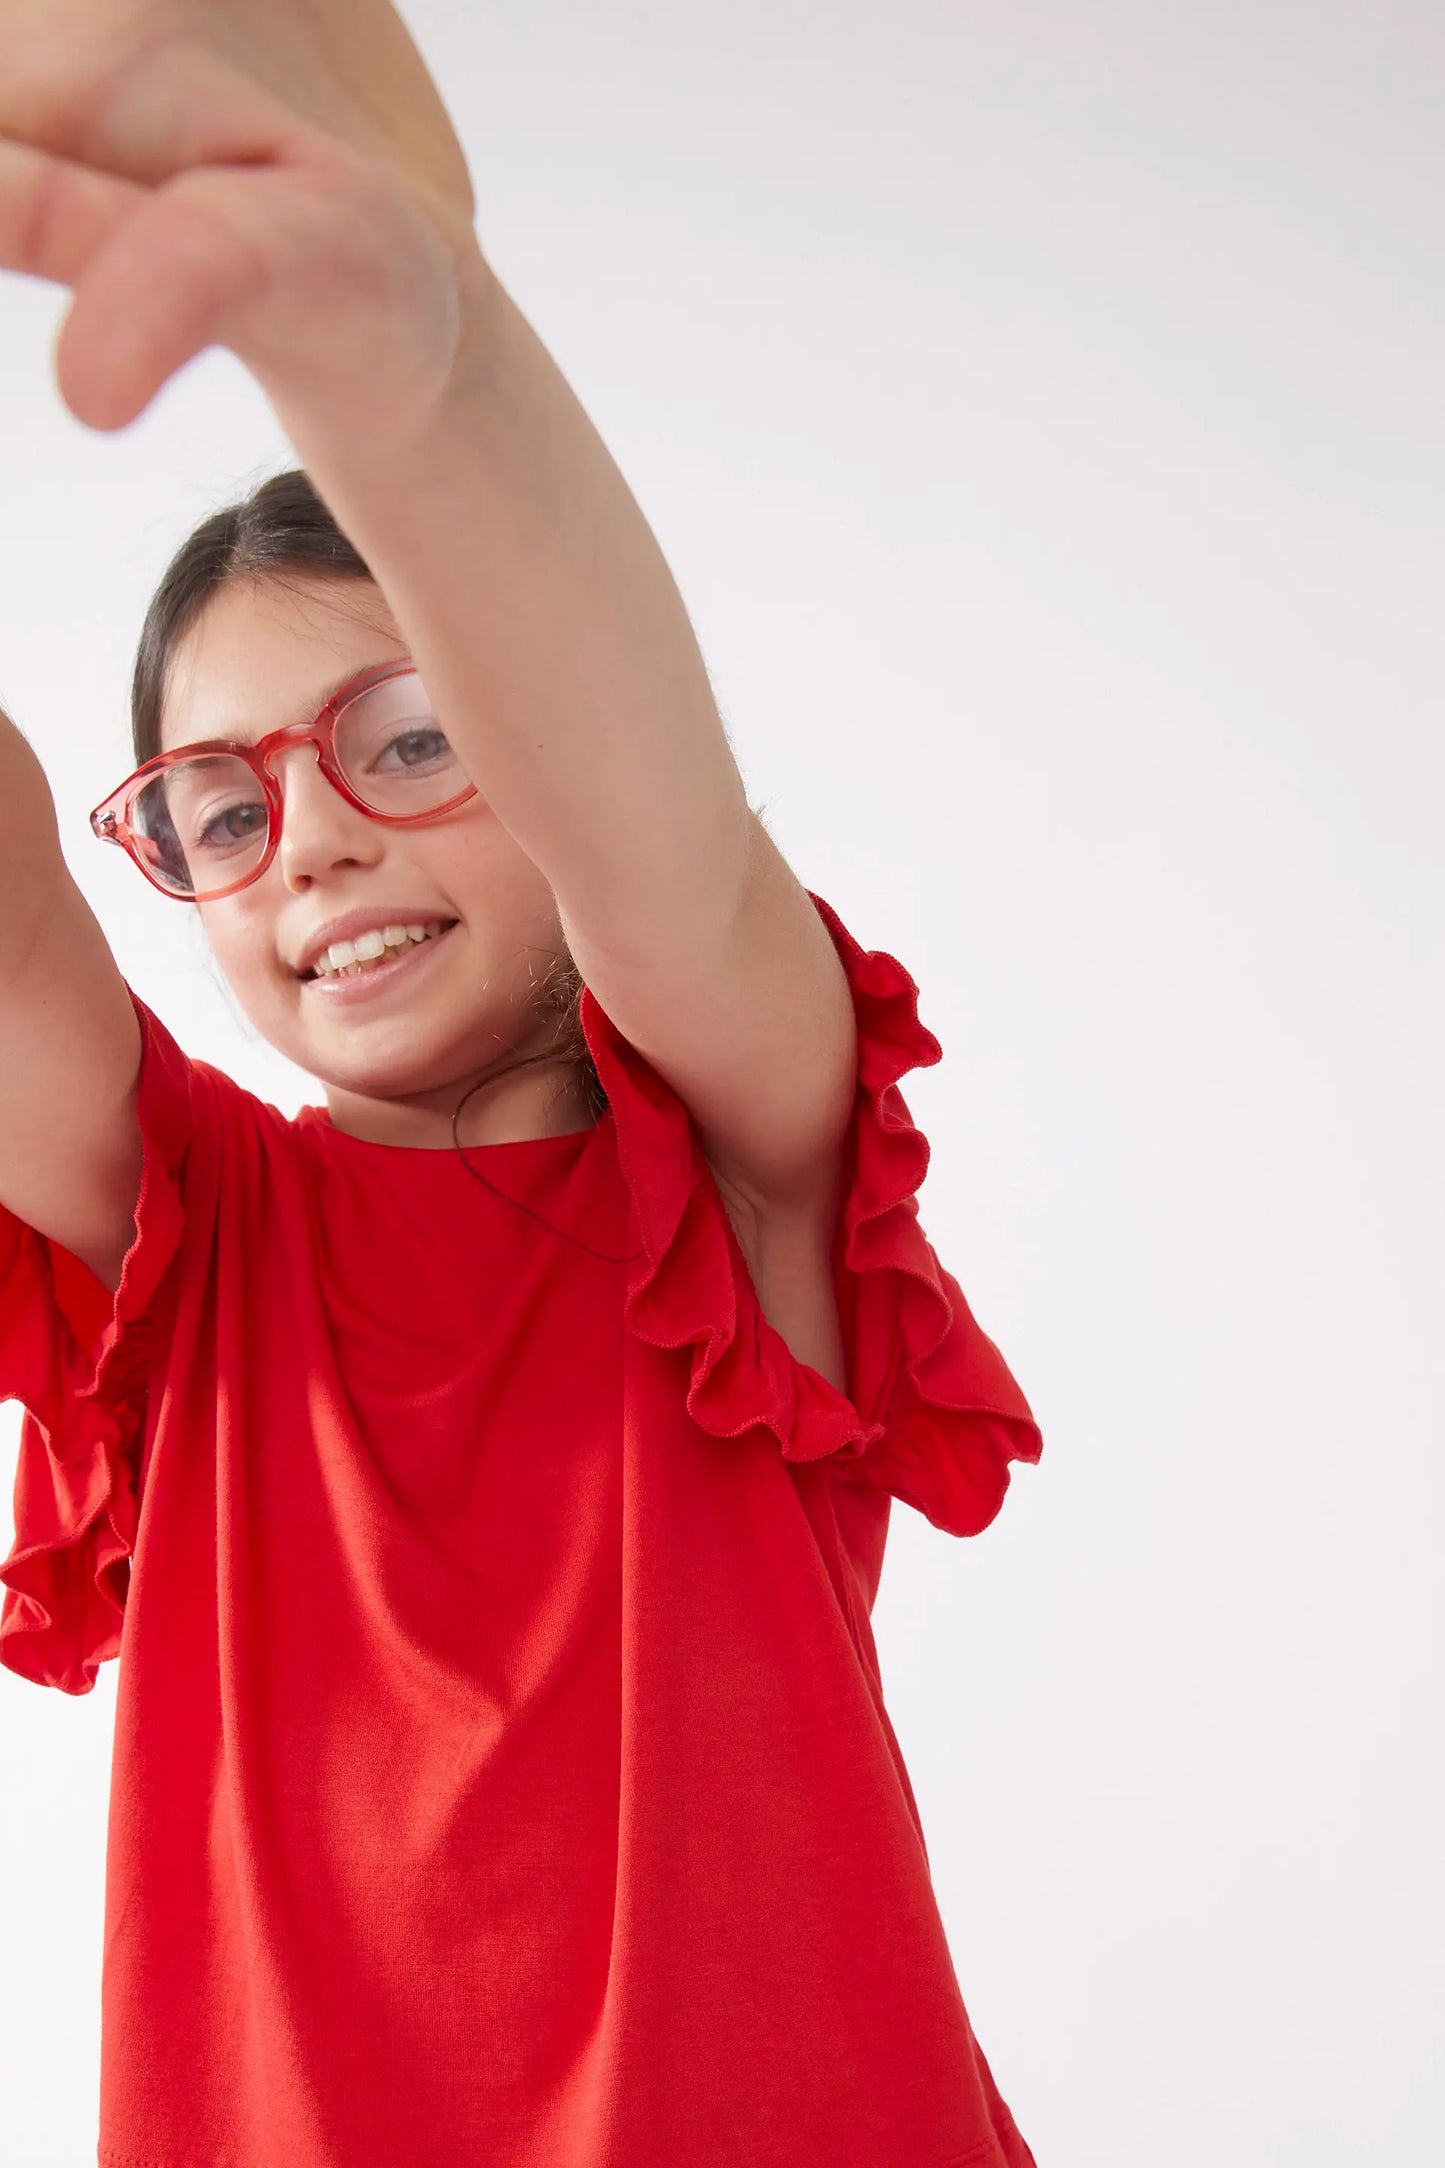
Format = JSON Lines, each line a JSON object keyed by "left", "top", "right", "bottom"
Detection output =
{"left": 131, "top": 465, "right": 608, "bottom": 1125}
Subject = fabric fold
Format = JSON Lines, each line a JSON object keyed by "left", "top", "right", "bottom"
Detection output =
{"left": 0, "top": 989, "right": 191, "bottom": 1693}
{"left": 578, "top": 887, "right": 1043, "bottom": 1535}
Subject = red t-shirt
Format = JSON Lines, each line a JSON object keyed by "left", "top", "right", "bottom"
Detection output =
{"left": 1, "top": 891, "right": 1044, "bottom": 2168}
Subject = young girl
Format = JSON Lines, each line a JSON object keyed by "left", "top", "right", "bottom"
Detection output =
{"left": 0, "top": 7, "right": 1044, "bottom": 2165}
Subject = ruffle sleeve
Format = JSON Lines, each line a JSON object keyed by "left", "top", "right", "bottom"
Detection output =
{"left": 578, "top": 888, "right": 1044, "bottom": 1536}
{"left": 0, "top": 988, "right": 192, "bottom": 1694}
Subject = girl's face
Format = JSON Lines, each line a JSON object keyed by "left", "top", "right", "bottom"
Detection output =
{"left": 160, "top": 572, "right": 589, "bottom": 1146}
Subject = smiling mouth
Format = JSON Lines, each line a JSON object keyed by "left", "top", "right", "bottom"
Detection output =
{"left": 300, "top": 918, "right": 461, "bottom": 983}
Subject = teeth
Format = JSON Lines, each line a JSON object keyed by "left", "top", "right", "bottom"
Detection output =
{"left": 309, "top": 921, "right": 448, "bottom": 980}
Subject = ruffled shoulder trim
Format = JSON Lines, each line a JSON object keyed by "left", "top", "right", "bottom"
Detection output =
{"left": 0, "top": 988, "right": 192, "bottom": 1693}
{"left": 578, "top": 889, "right": 1043, "bottom": 1535}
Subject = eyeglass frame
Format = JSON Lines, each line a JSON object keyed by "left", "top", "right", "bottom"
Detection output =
{"left": 88, "top": 657, "right": 478, "bottom": 903}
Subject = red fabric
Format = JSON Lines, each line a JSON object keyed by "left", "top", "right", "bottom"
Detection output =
{"left": 0, "top": 890, "right": 1044, "bottom": 2168}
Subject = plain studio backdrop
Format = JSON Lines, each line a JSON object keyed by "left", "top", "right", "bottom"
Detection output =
{"left": 1, "top": 3, "right": 1440, "bottom": 2162}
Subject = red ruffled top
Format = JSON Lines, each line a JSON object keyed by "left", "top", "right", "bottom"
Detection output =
{"left": 1, "top": 889, "right": 1043, "bottom": 2168}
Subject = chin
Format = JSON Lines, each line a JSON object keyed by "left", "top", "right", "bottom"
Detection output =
{"left": 230, "top": 986, "right": 424, "bottom": 1091}
{"left": 296, "top": 1015, "right": 456, "bottom": 1093}
{"left": 305, "top": 1000, "right": 524, "bottom": 1102}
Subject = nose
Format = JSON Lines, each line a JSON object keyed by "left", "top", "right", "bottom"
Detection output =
{"left": 270, "top": 743, "right": 382, "bottom": 888}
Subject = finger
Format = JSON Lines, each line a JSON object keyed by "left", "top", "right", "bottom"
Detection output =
{"left": 0, "top": 22, "right": 298, "bottom": 189}
{"left": 0, "top": 9, "right": 466, "bottom": 209}
{"left": 0, "top": 133, "right": 145, "bottom": 288}
{"left": 53, "top": 167, "right": 272, "bottom": 433}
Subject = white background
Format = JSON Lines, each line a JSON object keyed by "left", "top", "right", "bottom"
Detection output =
{"left": 2, "top": 3, "right": 1441, "bottom": 2162}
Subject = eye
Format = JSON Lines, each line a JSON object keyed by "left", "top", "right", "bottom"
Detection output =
{"left": 194, "top": 799, "right": 268, "bottom": 851}
{"left": 372, "top": 725, "right": 452, "bottom": 771}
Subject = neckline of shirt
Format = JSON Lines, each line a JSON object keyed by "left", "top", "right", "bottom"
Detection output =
{"left": 294, "top": 1104, "right": 607, "bottom": 1156}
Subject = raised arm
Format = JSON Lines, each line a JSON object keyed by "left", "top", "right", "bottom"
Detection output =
{"left": 0, "top": 708, "right": 142, "bottom": 1292}
{"left": 0, "top": 2, "right": 858, "bottom": 1217}
{"left": 299, "top": 264, "right": 861, "bottom": 1211}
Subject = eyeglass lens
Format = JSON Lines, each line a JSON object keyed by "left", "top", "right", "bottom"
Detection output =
{"left": 130, "top": 674, "right": 464, "bottom": 899}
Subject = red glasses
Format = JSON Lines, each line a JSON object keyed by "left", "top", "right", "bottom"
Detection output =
{"left": 89, "top": 659, "right": 478, "bottom": 902}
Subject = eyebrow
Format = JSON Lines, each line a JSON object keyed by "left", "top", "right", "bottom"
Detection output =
{"left": 286, "top": 662, "right": 389, "bottom": 731}
{"left": 169, "top": 659, "right": 401, "bottom": 753}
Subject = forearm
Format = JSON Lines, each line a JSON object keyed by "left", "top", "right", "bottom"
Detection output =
{"left": 285, "top": 256, "right": 757, "bottom": 961}
{"left": 0, "top": 709, "right": 108, "bottom": 1040}
{"left": 0, "top": 706, "right": 67, "bottom": 921}
{"left": 0, "top": 699, "right": 141, "bottom": 1273}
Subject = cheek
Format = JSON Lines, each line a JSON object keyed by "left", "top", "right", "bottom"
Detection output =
{"left": 198, "top": 905, "right": 282, "bottom": 992}
{"left": 421, "top": 844, "right": 553, "bottom": 943}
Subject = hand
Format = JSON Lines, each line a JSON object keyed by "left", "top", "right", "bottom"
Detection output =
{"left": 0, "top": 0, "right": 488, "bottom": 451}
